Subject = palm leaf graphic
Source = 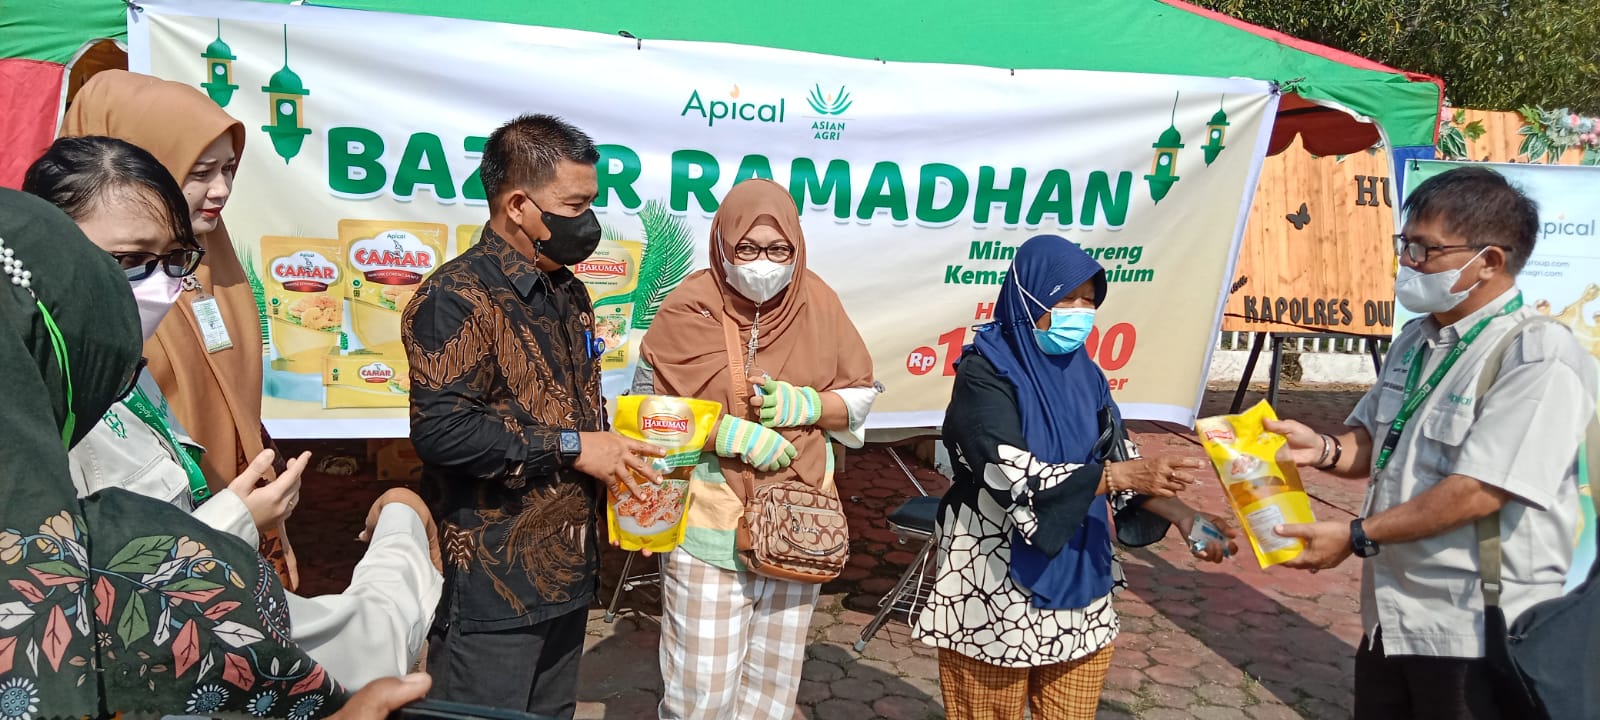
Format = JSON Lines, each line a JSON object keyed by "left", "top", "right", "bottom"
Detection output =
{"left": 245, "top": 256, "right": 269, "bottom": 343}
{"left": 807, "top": 85, "right": 829, "bottom": 114}
{"left": 830, "top": 85, "right": 852, "bottom": 114}
{"left": 629, "top": 199, "right": 695, "bottom": 331}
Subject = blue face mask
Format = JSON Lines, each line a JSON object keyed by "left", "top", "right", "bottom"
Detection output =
{"left": 1033, "top": 307, "right": 1095, "bottom": 355}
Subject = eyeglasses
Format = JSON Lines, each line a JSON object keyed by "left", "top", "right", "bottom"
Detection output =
{"left": 116, "top": 357, "right": 148, "bottom": 402}
{"left": 731, "top": 243, "right": 794, "bottom": 263}
{"left": 112, "top": 247, "right": 206, "bottom": 282}
{"left": 1392, "top": 234, "right": 1510, "bottom": 264}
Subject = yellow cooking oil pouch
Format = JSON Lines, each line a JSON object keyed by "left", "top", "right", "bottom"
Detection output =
{"left": 575, "top": 238, "right": 643, "bottom": 371}
{"left": 322, "top": 349, "right": 409, "bottom": 409}
{"left": 454, "top": 224, "right": 483, "bottom": 258}
{"left": 341, "top": 220, "right": 447, "bottom": 355}
{"left": 1196, "top": 400, "right": 1316, "bottom": 568}
{"left": 262, "top": 237, "right": 344, "bottom": 373}
{"left": 606, "top": 395, "right": 722, "bottom": 553}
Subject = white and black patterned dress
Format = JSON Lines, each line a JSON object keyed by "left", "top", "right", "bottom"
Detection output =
{"left": 913, "top": 354, "right": 1154, "bottom": 668}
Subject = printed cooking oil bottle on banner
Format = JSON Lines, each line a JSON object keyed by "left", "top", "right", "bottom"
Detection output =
{"left": 574, "top": 235, "right": 643, "bottom": 371}
{"left": 454, "top": 224, "right": 483, "bottom": 259}
{"left": 341, "top": 219, "right": 448, "bottom": 357}
{"left": 261, "top": 236, "right": 344, "bottom": 374}
{"left": 1195, "top": 400, "right": 1317, "bottom": 567}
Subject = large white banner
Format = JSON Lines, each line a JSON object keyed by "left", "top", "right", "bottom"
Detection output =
{"left": 129, "top": 0, "right": 1277, "bottom": 438}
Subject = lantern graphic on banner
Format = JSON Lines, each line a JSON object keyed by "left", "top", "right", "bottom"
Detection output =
{"left": 1145, "top": 93, "right": 1184, "bottom": 204}
{"left": 261, "top": 25, "right": 311, "bottom": 163}
{"left": 199, "top": 20, "right": 239, "bottom": 107}
{"left": 1203, "top": 97, "right": 1230, "bottom": 166}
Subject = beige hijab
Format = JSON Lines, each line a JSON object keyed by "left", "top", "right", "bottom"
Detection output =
{"left": 60, "top": 71, "right": 298, "bottom": 588}
{"left": 60, "top": 70, "right": 263, "bottom": 489}
{"left": 642, "top": 179, "right": 874, "bottom": 495}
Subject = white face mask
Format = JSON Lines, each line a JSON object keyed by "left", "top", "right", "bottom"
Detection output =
{"left": 1394, "top": 248, "right": 1485, "bottom": 314}
{"left": 722, "top": 259, "right": 795, "bottom": 305}
{"left": 129, "top": 272, "right": 184, "bottom": 340}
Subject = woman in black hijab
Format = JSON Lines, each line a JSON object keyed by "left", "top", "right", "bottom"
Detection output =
{"left": 0, "top": 187, "right": 427, "bottom": 718}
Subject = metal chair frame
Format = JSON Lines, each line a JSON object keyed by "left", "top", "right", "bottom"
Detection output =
{"left": 603, "top": 549, "right": 661, "bottom": 624}
{"left": 853, "top": 446, "right": 940, "bottom": 652}
{"left": 603, "top": 444, "right": 942, "bottom": 633}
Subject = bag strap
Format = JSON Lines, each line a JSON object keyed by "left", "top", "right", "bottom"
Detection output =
{"left": 1472, "top": 315, "right": 1600, "bottom": 608}
{"left": 717, "top": 310, "right": 758, "bottom": 500}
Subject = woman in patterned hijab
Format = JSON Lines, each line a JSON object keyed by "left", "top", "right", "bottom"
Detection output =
{"left": 0, "top": 187, "right": 356, "bottom": 717}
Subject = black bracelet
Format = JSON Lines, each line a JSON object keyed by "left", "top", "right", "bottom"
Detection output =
{"left": 1318, "top": 434, "right": 1344, "bottom": 470}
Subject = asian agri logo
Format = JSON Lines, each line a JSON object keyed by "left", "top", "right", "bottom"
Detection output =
{"left": 804, "top": 84, "right": 852, "bottom": 142}
{"left": 641, "top": 414, "right": 691, "bottom": 434}
{"left": 271, "top": 251, "right": 339, "bottom": 293}
{"left": 349, "top": 231, "right": 436, "bottom": 285}
{"left": 1543, "top": 214, "right": 1597, "bottom": 239}
{"left": 574, "top": 258, "right": 628, "bottom": 278}
{"left": 682, "top": 85, "right": 786, "bottom": 128}
{"left": 358, "top": 362, "right": 396, "bottom": 384}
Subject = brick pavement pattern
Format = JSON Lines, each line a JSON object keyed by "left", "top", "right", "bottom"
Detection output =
{"left": 286, "top": 385, "right": 1371, "bottom": 719}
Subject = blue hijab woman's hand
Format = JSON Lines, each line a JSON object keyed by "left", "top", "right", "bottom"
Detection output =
{"left": 1106, "top": 456, "right": 1207, "bottom": 497}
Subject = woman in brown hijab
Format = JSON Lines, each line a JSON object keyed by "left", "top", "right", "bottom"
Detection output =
{"left": 634, "top": 178, "right": 877, "bottom": 720}
{"left": 60, "top": 69, "right": 301, "bottom": 587}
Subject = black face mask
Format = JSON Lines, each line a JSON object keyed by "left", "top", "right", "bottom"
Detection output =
{"left": 532, "top": 206, "right": 602, "bottom": 267}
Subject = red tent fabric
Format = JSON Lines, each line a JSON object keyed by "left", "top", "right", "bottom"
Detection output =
{"left": 1, "top": 58, "right": 65, "bottom": 188}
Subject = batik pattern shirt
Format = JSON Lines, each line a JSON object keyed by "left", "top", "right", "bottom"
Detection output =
{"left": 404, "top": 227, "right": 605, "bottom": 631}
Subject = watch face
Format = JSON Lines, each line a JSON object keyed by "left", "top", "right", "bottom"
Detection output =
{"left": 561, "top": 431, "right": 582, "bottom": 456}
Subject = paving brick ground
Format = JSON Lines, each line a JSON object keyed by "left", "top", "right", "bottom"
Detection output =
{"left": 284, "top": 383, "right": 1373, "bottom": 719}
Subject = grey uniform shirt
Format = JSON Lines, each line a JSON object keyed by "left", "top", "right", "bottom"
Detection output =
{"left": 1347, "top": 287, "right": 1597, "bottom": 658}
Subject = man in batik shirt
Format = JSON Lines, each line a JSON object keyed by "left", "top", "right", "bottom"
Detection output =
{"left": 404, "top": 114, "right": 663, "bottom": 718}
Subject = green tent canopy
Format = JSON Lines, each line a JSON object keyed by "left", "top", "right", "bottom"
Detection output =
{"left": 2, "top": 0, "right": 1441, "bottom": 185}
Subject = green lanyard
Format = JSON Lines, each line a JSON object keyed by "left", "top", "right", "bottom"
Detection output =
{"left": 1374, "top": 294, "right": 1523, "bottom": 473}
{"left": 122, "top": 387, "right": 211, "bottom": 504}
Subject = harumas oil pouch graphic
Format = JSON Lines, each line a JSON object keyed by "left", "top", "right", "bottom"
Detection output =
{"left": 1196, "top": 400, "right": 1316, "bottom": 568}
{"left": 455, "top": 224, "right": 482, "bottom": 258}
{"left": 575, "top": 237, "right": 642, "bottom": 371}
{"left": 606, "top": 394, "right": 723, "bottom": 553}
{"left": 341, "top": 220, "right": 447, "bottom": 356}
{"left": 262, "top": 236, "right": 343, "bottom": 373}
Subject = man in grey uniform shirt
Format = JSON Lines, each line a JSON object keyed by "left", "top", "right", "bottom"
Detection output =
{"left": 1267, "top": 167, "right": 1596, "bottom": 719}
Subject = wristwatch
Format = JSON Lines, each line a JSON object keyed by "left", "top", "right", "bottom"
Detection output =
{"left": 558, "top": 430, "right": 582, "bottom": 468}
{"left": 1350, "top": 518, "right": 1380, "bottom": 558}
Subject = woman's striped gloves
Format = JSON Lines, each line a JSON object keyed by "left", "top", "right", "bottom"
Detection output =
{"left": 755, "top": 376, "right": 823, "bottom": 428}
{"left": 715, "top": 416, "right": 798, "bottom": 472}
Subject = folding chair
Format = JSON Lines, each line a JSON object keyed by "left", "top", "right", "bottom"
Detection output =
{"left": 603, "top": 549, "right": 660, "bottom": 623}
{"left": 854, "top": 446, "right": 942, "bottom": 652}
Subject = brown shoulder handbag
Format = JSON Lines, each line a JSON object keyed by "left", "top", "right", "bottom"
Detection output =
{"left": 718, "top": 311, "right": 849, "bottom": 584}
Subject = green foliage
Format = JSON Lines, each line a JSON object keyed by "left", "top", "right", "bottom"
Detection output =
{"left": 1190, "top": 0, "right": 1600, "bottom": 114}
{"left": 1438, "top": 109, "right": 1488, "bottom": 160}
{"left": 629, "top": 200, "right": 696, "bottom": 331}
{"left": 244, "top": 257, "right": 269, "bottom": 343}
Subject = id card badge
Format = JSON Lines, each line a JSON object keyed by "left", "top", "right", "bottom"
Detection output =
{"left": 191, "top": 293, "right": 234, "bottom": 353}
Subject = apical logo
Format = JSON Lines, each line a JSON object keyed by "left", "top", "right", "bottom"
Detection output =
{"left": 806, "top": 84, "right": 852, "bottom": 116}
{"left": 681, "top": 85, "right": 787, "bottom": 128}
